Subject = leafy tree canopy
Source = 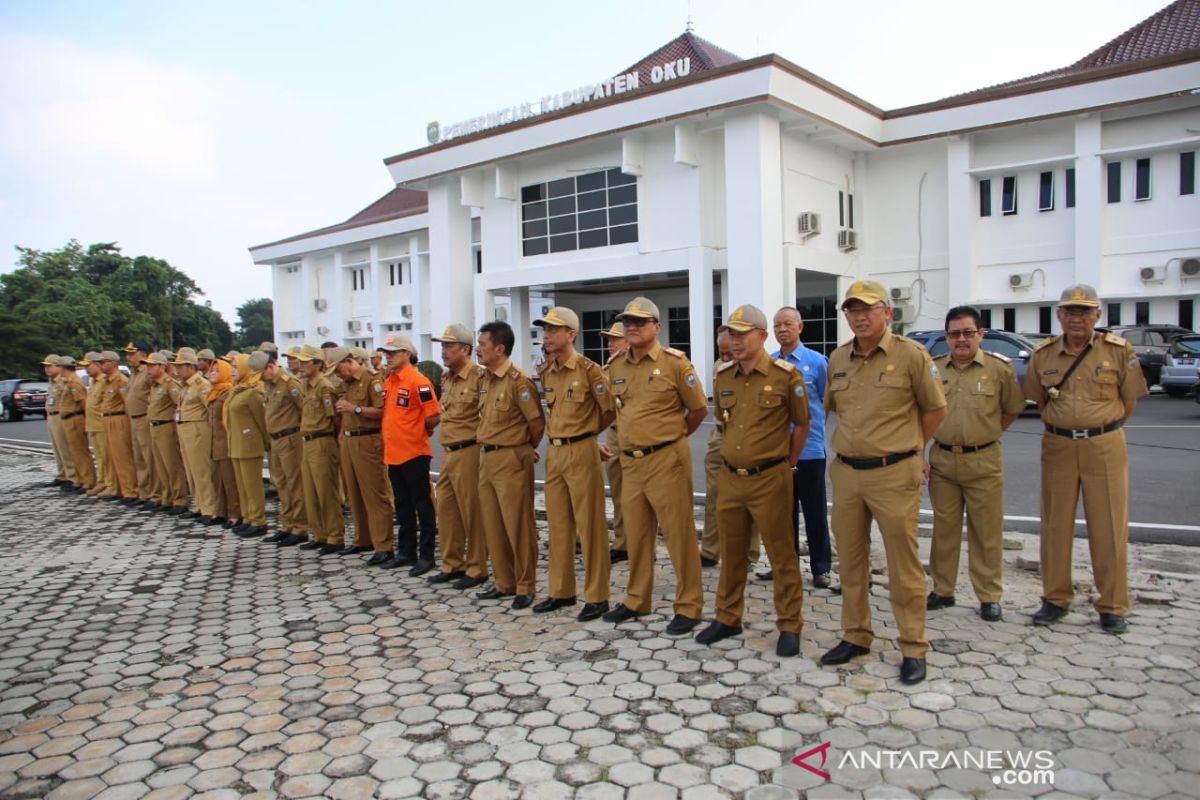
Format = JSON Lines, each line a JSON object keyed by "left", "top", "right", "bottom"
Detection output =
{"left": 234, "top": 297, "right": 274, "bottom": 350}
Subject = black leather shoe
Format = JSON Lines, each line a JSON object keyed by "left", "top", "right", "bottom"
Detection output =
{"left": 700, "top": 557, "right": 718, "bottom": 568}
{"left": 243, "top": 525, "right": 268, "bottom": 538}
{"left": 476, "top": 586, "right": 514, "bottom": 601}
{"left": 121, "top": 498, "right": 143, "bottom": 507}
{"left": 813, "top": 572, "right": 832, "bottom": 589}
{"left": 428, "top": 570, "right": 465, "bottom": 584}
{"left": 602, "top": 603, "right": 646, "bottom": 624}
{"left": 319, "top": 543, "right": 343, "bottom": 555}
{"left": 195, "top": 515, "right": 215, "bottom": 525}
{"left": 165, "top": 505, "right": 186, "bottom": 515}
{"left": 277, "top": 533, "right": 305, "bottom": 547}
{"left": 209, "top": 516, "right": 227, "bottom": 526}
{"left": 577, "top": 601, "right": 609, "bottom": 622}
{"left": 695, "top": 621, "right": 742, "bottom": 645}
{"left": 1100, "top": 613, "right": 1127, "bottom": 633}
{"left": 512, "top": 594, "right": 535, "bottom": 610}
{"left": 533, "top": 596, "right": 577, "bottom": 613}
{"left": 232, "top": 522, "right": 250, "bottom": 533}
{"left": 453, "top": 575, "right": 488, "bottom": 590}
{"left": 980, "top": 602, "right": 1003, "bottom": 622}
{"left": 366, "top": 552, "right": 391, "bottom": 566}
{"left": 927, "top": 592, "right": 956, "bottom": 610}
{"left": 181, "top": 510, "right": 200, "bottom": 520}
{"left": 1031, "top": 601, "right": 1068, "bottom": 625}
{"left": 222, "top": 518, "right": 239, "bottom": 529}
{"left": 665, "top": 614, "right": 700, "bottom": 636}
{"left": 263, "top": 531, "right": 288, "bottom": 543}
{"left": 756, "top": 569, "right": 774, "bottom": 581}
{"left": 821, "top": 640, "right": 871, "bottom": 665}
{"left": 900, "top": 657, "right": 927, "bottom": 684}
{"left": 338, "top": 545, "right": 372, "bottom": 555}
{"left": 609, "top": 549, "right": 628, "bottom": 564}
{"left": 383, "top": 554, "right": 414, "bottom": 569}
{"left": 777, "top": 631, "right": 801, "bottom": 657}
{"left": 298, "top": 540, "right": 322, "bottom": 550}
{"left": 409, "top": 559, "right": 435, "bottom": 577}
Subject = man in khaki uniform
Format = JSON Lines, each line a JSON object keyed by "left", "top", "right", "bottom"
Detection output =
{"left": 263, "top": 356, "right": 308, "bottom": 546}
{"left": 123, "top": 341, "right": 158, "bottom": 506}
{"left": 295, "top": 345, "right": 344, "bottom": 553}
{"left": 145, "top": 352, "right": 189, "bottom": 513}
{"left": 821, "top": 280, "right": 947, "bottom": 685}
{"left": 429, "top": 324, "right": 490, "bottom": 589}
{"left": 534, "top": 307, "right": 615, "bottom": 621}
{"left": 285, "top": 346, "right": 301, "bottom": 375}
{"left": 1024, "top": 284, "right": 1148, "bottom": 633}
{"left": 474, "top": 320, "right": 545, "bottom": 609}
{"left": 926, "top": 307, "right": 1025, "bottom": 622}
{"left": 55, "top": 356, "right": 96, "bottom": 493}
{"left": 332, "top": 347, "right": 394, "bottom": 561}
{"left": 82, "top": 353, "right": 114, "bottom": 498}
{"left": 174, "top": 348, "right": 219, "bottom": 524}
{"left": 197, "top": 348, "right": 215, "bottom": 376}
{"left": 696, "top": 305, "right": 811, "bottom": 656}
{"left": 598, "top": 322, "right": 629, "bottom": 563}
{"left": 604, "top": 297, "right": 708, "bottom": 635}
{"left": 228, "top": 351, "right": 271, "bottom": 537}
{"left": 97, "top": 351, "right": 139, "bottom": 503}
{"left": 41, "top": 354, "right": 75, "bottom": 487}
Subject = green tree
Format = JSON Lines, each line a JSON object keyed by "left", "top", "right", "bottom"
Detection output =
{"left": 235, "top": 298, "right": 274, "bottom": 349}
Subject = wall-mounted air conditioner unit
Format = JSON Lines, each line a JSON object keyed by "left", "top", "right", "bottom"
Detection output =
{"left": 1181, "top": 258, "right": 1200, "bottom": 278}
{"left": 798, "top": 212, "right": 820, "bottom": 237}
{"left": 348, "top": 320, "right": 362, "bottom": 334}
{"left": 838, "top": 230, "right": 858, "bottom": 251}
{"left": 892, "top": 303, "right": 916, "bottom": 324}
{"left": 1009, "top": 273, "right": 1033, "bottom": 289}
{"left": 1140, "top": 266, "right": 1166, "bottom": 283}
{"left": 890, "top": 287, "right": 911, "bottom": 302}
{"left": 313, "top": 298, "right": 327, "bottom": 311}
{"left": 495, "top": 307, "right": 509, "bottom": 322}
{"left": 316, "top": 326, "right": 330, "bottom": 336}
{"left": 400, "top": 304, "right": 413, "bottom": 318}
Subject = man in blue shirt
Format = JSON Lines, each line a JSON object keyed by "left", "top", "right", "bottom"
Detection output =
{"left": 759, "top": 307, "right": 832, "bottom": 588}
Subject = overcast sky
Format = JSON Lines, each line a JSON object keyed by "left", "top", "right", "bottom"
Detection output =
{"left": 0, "top": 0, "right": 1170, "bottom": 322}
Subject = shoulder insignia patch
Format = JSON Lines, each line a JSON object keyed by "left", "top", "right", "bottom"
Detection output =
{"left": 594, "top": 382, "right": 606, "bottom": 394}
{"left": 418, "top": 384, "right": 433, "bottom": 402}
{"left": 985, "top": 351, "right": 1012, "bottom": 363}
{"left": 290, "top": 387, "right": 300, "bottom": 397}
{"left": 518, "top": 389, "right": 531, "bottom": 402}
{"left": 372, "top": 382, "right": 382, "bottom": 394}
{"left": 509, "top": 369, "right": 519, "bottom": 379}
{"left": 1104, "top": 332, "right": 1127, "bottom": 346}
{"left": 930, "top": 363, "right": 941, "bottom": 379}
{"left": 773, "top": 358, "right": 796, "bottom": 373}
{"left": 793, "top": 382, "right": 806, "bottom": 397}
{"left": 685, "top": 373, "right": 697, "bottom": 387}
{"left": 716, "top": 360, "right": 737, "bottom": 373}
{"left": 664, "top": 347, "right": 686, "bottom": 358}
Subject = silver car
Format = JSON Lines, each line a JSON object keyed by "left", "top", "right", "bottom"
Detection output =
{"left": 1161, "top": 334, "right": 1200, "bottom": 398}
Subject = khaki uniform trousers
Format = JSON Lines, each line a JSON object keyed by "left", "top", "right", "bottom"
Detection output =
{"left": 1039, "top": 430, "right": 1130, "bottom": 616}
{"left": 605, "top": 427, "right": 626, "bottom": 551}
{"left": 478, "top": 444, "right": 538, "bottom": 596}
{"left": 88, "top": 430, "right": 114, "bottom": 496}
{"left": 177, "top": 421, "right": 218, "bottom": 516}
{"left": 61, "top": 415, "right": 95, "bottom": 490}
{"left": 716, "top": 463, "right": 804, "bottom": 632}
{"left": 545, "top": 438, "right": 610, "bottom": 603}
{"left": 232, "top": 456, "right": 266, "bottom": 526}
{"left": 701, "top": 428, "right": 761, "bottom": 563}
{"left": 620, "top": 438, "right": 704, "bottom": 618}
{"left": 102, "top": 415, "right": 138, "bottom": 499}
{"left": 269, "top": 432, "right": 306, "bottom": 534}
{"left": 213, "top": 458, "right": 241, "bottom": 522}
{"left": 47, "top": 414, "right": 76, "bottom": 483}
{"left": 437, "top": 446, "right": 488, "bottom": 579}
{"left": 928, "top": 444, "right": 1004, "bottom": 603}
{"left": 150, "top": 423, "right": 188, "bottom": 508}
{"left": 130, "top": 414, "right": 157, "bottom": 502}
{"left": 830, "top": 456, "right": 928, "bottom": 658}
{"left": 301, "top": 436, "right": 343, "bottom": 544}
{"left": 340, "top": 434, "right": 394, "bottom": 552}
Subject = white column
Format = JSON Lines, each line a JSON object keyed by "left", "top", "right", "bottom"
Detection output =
{"left": 723, "top": 111, "right": 786, "bottom": 319}
{"left": 946, "top": 137, "right": 972, "bottom": 305}
{"left": 298, "top": 257, "right": 315, "bottom": 340}
{"left": 330, "top": 251, "right": 347, "bottom": 344}
{"left": 509, "top": 286, "right": 530, "bottom": 372}
{"left": 369, "top": 243, "right": 382, "bottom": 348}
{"left": 1074, "top": 115, "right": 1103, "bottom": 290}
{"left": 688, "top": 249, "right": 714, "bottom": 393}
{"left": 428, "top": 177, "right": 475, "bottom": 337}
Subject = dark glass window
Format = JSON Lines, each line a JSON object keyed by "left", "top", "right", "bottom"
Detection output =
{"left": 1065, "top": 168, "right": 1076, "bottom": 208}
{"left": 979, "top": 179, "right": 992, "bottom": 217}
{"left": 1181, "top": 299, "right": 1194, "bottom": 330}
{"left": 1038, "top": 172, "right": 1054, "bottom": 211}
{"left": 1001, "top": 176, "right": 1017, "bottom": 215}
{"left": 667, "top": 306, "right": 690, "bottom": 358}
{"left": 1181, "top": 152, "right": 1196, "bottom": 195}
{"left": 609, "top": 224, "right": 638, "bottom": 245}
{"left": 848, "top": 193, "right": 854, "bottom": 229}
{"left": 548, "top": 215, "right": 576, "bottom": 235}
{"left": 1003, "top": 307, "right": 1016, "bottom": 332}
{"left": 1136, "top": 301, "right": 1150, "bottom": 325}
{"left": 1135, "top": 158, "right": 1151, "bottom": 200}
{"left": 520, "top": 169, "right": 638, "bottom": 256}
{"left": 1107, "top": 302, "right": 1121, "bottom": 327}
{"left": 838, "top": 190, "right": 845, "bottom": 227}
{"left": 1107, "top": 161, "right": 1121, "bottom": 203}
{"left": 980, "top": 308, "right": 992, "bottom": 328}
{"left": 1039, "top": 306, "right": 1052, "bottom": 334}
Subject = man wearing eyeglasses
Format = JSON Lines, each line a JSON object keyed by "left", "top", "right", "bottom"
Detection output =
{"left": 925, "top": 307, "right": 1024, "bottom": 623}
{"left": 1024, "top": 284, "right": 1147, "bottom": 633}
{"left": 821, "top": 280, "right": 947, "bottom": 685}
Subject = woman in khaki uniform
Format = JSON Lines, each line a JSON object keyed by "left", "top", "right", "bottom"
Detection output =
{"left": 226, "top": 352, "right": 271, "bottom": 537}
{"left": 206, "top": 358, "right": 242, "bottom": 529}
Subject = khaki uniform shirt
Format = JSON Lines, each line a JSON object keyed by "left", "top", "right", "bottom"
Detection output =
{"left": 300, "top": 375, "right": 339, "bottom": 436}
{"left": 99, "top": 371, "right": 130, "bottom": 415}
{"left": 125, "top": 365, "right": 153, "bottom": 417}
{"left": 209, "top": 391, "right": 233, "bottom": 460}
{"left": 604, "top": 353, "right": 622, "bottom": 449}
{"left": 1023, "top": 332, "right": 1148, "bottom": 429}
{"left": 264, "top": 373, "right": 304, "bottom": 434}
{"left": 85, "top": 375, "right": 106, "bottom": 432}
{"left": 226, "top": 384, "right": 268, "bottom": 459}
{"left": 933, "top": 350, "right": 1025, "bottom": 446}
{"left": 148, "top": 375, "right": 183, "bottom": 423}
{"left": 477, "top": 359, "right": 543, "bottom": 447}
{"left": 825, "top": 330, "right": 947, "bottom": 458}
{"left": 715, "top": 351, "right": 810, "bottom": 465}
{"left": 439, "top": 362, "right": 486, "bottom": 446}
{"left": 179, "top": 374, "right": 212, "bottom": 423}
{"left": 538, "top": 350, "right": 612, "bottom": 440}
{"left": 608, "top": 341, "right": 707, "bottom": 451}
{"left": 340, "top": 364, "right": 385, "bottom": 433}
{"left": 56, "top": 375, "right": 87, "bottom": 418}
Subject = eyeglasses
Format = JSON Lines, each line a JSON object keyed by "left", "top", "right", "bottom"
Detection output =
{"left": 843, "top": 304, "right": 886, "bottom": 317}
{"left": 1059, "top": 307, "right": 1096, "bottom": 318}
{"left": 946, "top": 329, "right": 980, "bottom": 339}
{"left": 621, "top": 318, "right": 656, "bottom": 328}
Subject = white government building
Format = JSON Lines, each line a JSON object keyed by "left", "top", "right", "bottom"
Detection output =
{"left": 250, "top": 1, "right": 1200, "bottom": 387}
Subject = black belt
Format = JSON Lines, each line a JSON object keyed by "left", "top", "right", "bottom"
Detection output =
{"left": 1044, "top": 420, "right": 1123, "bottom": 440}
{"left": 129, "top": 413, "right": 146, "bottom": 420}
{"left": 150, "top": 420, "right": 173, "bottom": 427}
{"left": 176, "top": 419, "right": 198, "bottom": 424}
{"left": 60, "top": 411, "right": 83, "bottom": 420}
{"left": 444, "top": 439, "right": 477, "bottom": 452}
{"left": 102, "top": 411, "right": 126, "bottom": 417}
{"left": 480, "top": 442, "right": 519, "bottom": 453}
{"left": 549, "top": 432, "right": 594, "bottom": 447}
{"left": 47, "top": 411, "right": 60, "bottom": 416}
{"left": 936, "top": 440, "right": 995, "bottom": 454}
{"left": 344, "top": 428, "right": 380, "bottom": 438}
{"left": 723, "top": 457, "right": 788, "bottom": 476}
{"left": 838, "top": 450, "right": 918, "bottom": 470}
{"left": 270, "top": 426, "right": 300, "bottom": 440}
{"left": 303, "top": 431, "right": 333, "bottom": 442}
{"left": 622, "top": 438, "right": 679, "bottom": 459}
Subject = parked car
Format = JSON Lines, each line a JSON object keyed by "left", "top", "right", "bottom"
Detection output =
{"left": 1161, "top": 334, "right": 1200, "bottom": 398}
{"left": 907, "top": 329, "right": 1039, "bottom": 408}
{"left": 1019, "top": 331, "right": 1054, "bottom": 343}
{"left": 1106, "top": 325, "right": 1193, "bottom": 387}
{"left": 0, "top": 379, "right": 50, "bottom": 422}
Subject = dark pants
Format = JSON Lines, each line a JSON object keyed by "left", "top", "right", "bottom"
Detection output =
{"left": 388, "top": 455, "right": 437, "bottom": 561}
{"left": 793, "top": 458, "right": 832, "bottom": 575}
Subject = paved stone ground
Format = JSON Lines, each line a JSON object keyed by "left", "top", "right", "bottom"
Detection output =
{"left": 0, "top": 447, "right": 1198, "bottom": 800}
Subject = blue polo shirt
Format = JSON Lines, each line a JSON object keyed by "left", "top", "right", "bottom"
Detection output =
{"left": 772, "top": 344, "right": 827, "bottom": 460}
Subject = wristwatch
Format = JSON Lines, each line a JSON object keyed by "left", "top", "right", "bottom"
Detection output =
{"left": 354, "top": 405, "right": 363, "bottom": 415}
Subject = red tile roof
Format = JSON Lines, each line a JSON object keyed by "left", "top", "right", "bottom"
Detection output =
{"left": 618, "top": 31, "right": 742, "bottom": 87}
{"left": 253, "top": 187, "right": 428, "bottom": 250}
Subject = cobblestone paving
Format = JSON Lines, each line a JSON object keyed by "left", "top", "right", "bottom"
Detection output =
{"left": 0, "top": 448, "right": 1198, "bottom": 799}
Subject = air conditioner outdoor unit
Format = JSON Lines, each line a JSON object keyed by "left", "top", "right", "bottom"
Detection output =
{"left": 400, "top": 304, "right": 414, "bottom": 318}
{"left": 890, "top": 286, "right": 911, "bottom": 302}
{"left": 798, "top": 212, "right": 821, "bottom": 237}
{"left": 348, "top": 320, "right": 362, "bottom": 333}
{"left": 316, "top": 326, "right": 330, "bottom": 336}
{"left": 313, "top": 298, "right": 327, "bottom": 311}
{"left": 1009, "top": 273, "right": 1033, "bottom": 289}
{"left": 1182, "top": 258, "right": 1200, "bottom": 277}
{"left": 893, "top": 303, "right": 916, "bottom": 324}
{"left": 838, "top": 230, "right": 858, "bottom": 252}
{"left": 366, "top": 322, "right": 374, "bottom": 332}
{"left": 496, "top": 307, "right": 509, "bottom": 322}
{"left": 1140, "top": 266, "right": 1166, "bottom": 283}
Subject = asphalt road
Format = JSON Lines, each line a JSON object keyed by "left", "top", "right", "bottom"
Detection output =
{"left": 4, "top": 392, "right": 1197, "bottom": 542}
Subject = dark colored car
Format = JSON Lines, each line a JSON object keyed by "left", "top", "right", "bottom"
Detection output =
{"left": 0, "top": 379, "right": 50, "bottom": 421}
{"left": 1107, "top": 325, "right": 1193, "bottom": 387}
{"left": 1161, "top": 334, "right": 1200, "bottom": 398}
{"left": 907, "top": 329, "right": 1039, "bottom": 408}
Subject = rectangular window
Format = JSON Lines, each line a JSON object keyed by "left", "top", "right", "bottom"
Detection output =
{"left": 1038, "top": 171, "right": 1054, "bottom": 211}
{"left": 1065, "top": 168, "right": 1076, "bottom": 208}
{"left": 980, "top": 308, "right": 992, "bottom": 328}
{"left": 1107, "top": 302, "right": 1122, "bottom": 327}
{"left": 1182, "top": 151, "right": 1196, "bottom": 195}
{"left": 351, "top": 270, "right": 358, "bottom": 291}
{"left": 1136, "top": 301, "right": 1150, "bottom": 325}
{"left": 1038, "top": 305, "right": 1052, "bottom": 334}
{"left": 580, "top": 309, "right": 622, "bottom": 365}
{"left": 1180, "top": 299, "right": 1194, "bottom": 330}
{"left": 979, "top": 179, "right": 992, "bottom": 217}
{"left": 1001, "top": 176, "right": 1017, "bottom": 215}
{"left": 838, "top": 190, "right": 845, "bottom": 227}
{"left": 475, "top": 249, "right": 483, "bottom": 274}
{"left": 282, "top": 264, "right": 300, "bottom": 274}
{"left": 1107, "top": 161, "right": 1122, "bottom": 203}
{"left": 667, "top": 306, "right": 691, "bottom": 358}
{"left": 848, "top": 193, "right": 854, "bottom": 229}
{"left": 1135, "top": 158, "right": 1151, "bottom": 201}
{"left": 520, "top": 168, "right": 637, "bottom": 257}
{"left": 1003, "top": 307, "right": 1016, "bottom": 332}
